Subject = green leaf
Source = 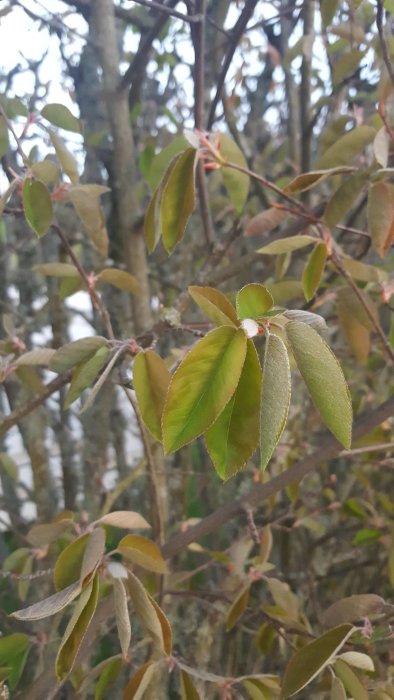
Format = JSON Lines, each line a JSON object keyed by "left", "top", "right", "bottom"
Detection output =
{"left": 162, "top": 326, "right": 247, "bottom": 453}
{"left": 118, "top": 534, "right": 168, "bottom": 574}
{"left": 11, "top": 580, "right": 82, "bottom": 621}
{"left": 367, "top": 181, "right": 394, "bottom": 258}
{"left": 96, "top": 268, "right": 140, "bottom": 295}
{"left": 219, "top": 133, "right": 249, "bottom": 213}
{"left": 373, "top": 127, "right": 390, "bottom": 167}
{"left": 144, "top": 185, "right": 162, "bottom": 253}
{"left": 31, "top": 159, "right": 60, "bottom": 186}
{"left": 41, "top": 103, "right": 81, "bottom": 133}
{"left": 285, "top": 321, "right": 352, "bottom": 448}
{"left": 127, "top": 573, "right": 171, "bottom": 653}
{"left": 64, "top": 346, "right": 111, "bottom": 409}
{"left": 93, "top": 511, "right": 150, "bottom": 530}
{"left": 0, "top": 453, "right": 18, "bottom": 480}
{"left": 146, "top": 136, "right": 188, "bottom": 190}
{"left": 49, "top": 337, "right": 109, "bottom": 373}
{"left": 316, "top": 125, "right": 376, "bottom": 169}
{"left": 180, "top": 670, "right": 201, "bottom": 699}
{"left": 13, "top": 349, "right": 56, "bottom": 367}
{"left": 226, "top": 585, "right": 250, "bottom": 631}
{"left": 337, "top": 652, "right": 374, "bottom": 672}
{"left": 95, "top": 658, "right": 122, "bottom": 700}
{"left": 285, "top": 167, "right": 354, "bottom": 193}
{"left": 188, "top": 286, "right": 238, "bottom": 327}
{"left": 69, "top": 185, "right": 109, "bottom": 257}
{"left": 0, "top": 116, "right": 9, "bottom": 158}
{"left": 236, "top": 283, "right": 273, "bottom": 320}
{"left": 48, "top": 130, "right": 79, "bottom": 183}
{"left": 113, "top": 579, "right": 131, "bottom": 658}
{"left": 336, "top": 287, "right": 378, "bottom": 331}
{"left": 333, "top": 659, "right": 368, "bottom": 700}
{"left": 323, "top": 171, "right": 369, "bottom": 228}
{"left": 33, "top": 262, "right": 80, "bottom": 278}
{"left": 80, "top": 528, "right": 106, "bottom": 586}
{"left": 302, "top": 242, "right": 327, "bottom": 301}
{"left": 280, "top": 624, "right": 355, "bottom": 698}
{"left": 133, "top": 350, "right": 171, "bottom": 442}
{"left": 260, "top": 334, "right": 291, "bottom": 472}
{"left": 22, "top": 179, "right": 53, "bottom": 237}
{"left": 205, "top": 340, "right": 261, "bottom": 479}
{"left": 320, "top": 594, "right": 385, "bottom": 627}
{"left": 0, "top": 634, "right": 30, "bottom": 690}
{"left": 341, "top": 257, "right": 387, "bottom": 283}
{"left": 123, "top": 662, "right": 157, "bottom": 700}
{"left": 257, "top": 235, "right": 317, "bottom": 255}
{"left": 330, "top": 676, "right": 347, "bottom": 700}
{"left": 54, "top": 533, "right": 89, "bottom": 590}
{"left": 161, "top": 147, "right": 197, "bottom": 253}
{"left": 55, "top": 575, "right": 99, "bottom": 680}
{"left": 320, "top": 0, "right": 339, "bottom": 27}
{"left": 332, "top": 50, "right": 364, "bottom": 85}
{"left": 283, "top": 310, "right": 327, "bottom": 332}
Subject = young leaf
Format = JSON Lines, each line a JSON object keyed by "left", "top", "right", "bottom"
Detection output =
{"left": 64, "top": 346, "right": 111, "bottom": 409}
{"left": 22, "top": 179, "right": 53, "bottom": 237}
{"left": 41, "top": 103, "right": 81, "bottom": 133}
{"left": 219, "top": 133, "right": 249, "bottom": 213}
{"left": 113, "top": 579, "right": 131, "bottom": 659}
{"left": 133, "top": 350, "right": 171, "bottom": 442}
{"left": 367, "top": 182, "right": 394, "bottom": 258}
{"left": 96, "top": 268, "right": 140, "bottom": 295}
{"left": 123, "top": 662, "right": 157, "bottom": 700}
{"left": 285, "top": 321, "right": 352, "bottom": 448}
{"left": 257, "top": 235, "right": 317, "bottom": 255}
{"left": 205, "top": 340, "right": 261, "bottom": 479}
{"left": 302, "top": 242, "right": 327, "bottom": 301}
{"left": 188, "top": 286, "right": 238, "bottom": 327}
{"left": 333, "top": 659, "right": 368, "bottom": 700}
{"left": 162, "top": 326, "right": 247, "bottom": 453}
{"left": 49, "top": 337, "right": 109, "bottom": 373}
{"left": 280, "top": 624, "right": 355, "bottom": 698}
{"left": 31, "top": 159, "right": 60, "bottom": 186}
{"left": 55, "top": 575, "right": 99, "bottom": 680}
{"left": 161, "top": 147, "right": 197, "bottom": 254}
{"left": 236, "top": 284, "right": 273, "bottom": 320}
{"left": 316, "top": 125, "right": 376, "bottom": 169}
{"left": 118, "top": 534, "right": 168, "bottom": 574}
{"left": 260, "top": 334, "right": 291, "bottom": 472}
{"left": 93, "top": 511, "right": 150, "bottom": 530}
{"left": 11, "top": 580, "right": 81, "bottom": 621}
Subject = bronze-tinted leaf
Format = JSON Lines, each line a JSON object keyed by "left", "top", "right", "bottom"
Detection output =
{"left": 118, "top": 535, "right": 168, "bottom": 574}
{"left": 123, "top": 662, "right": 157, "bottom": 700}
{"left": 97, "top": 269, "right": 140, "bottom": 295}
{"left": 320, "top": 594, "right": 385, "bottom": 627}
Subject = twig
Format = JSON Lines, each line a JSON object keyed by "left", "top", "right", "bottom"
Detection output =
{"left": 376, "top": 0, "right": 394, "bottom": 91}
{"left": 192, "top": 0, "right": 215, "bottom": 246}
{"left": 51, "top": 223, "right": 114, "bottom": 339}
{"left": 331, "top": 250, "right": 394, "bottom": 365}
{"left": 338, "top": 442, "right": 394, "bottom": 456}
{"left": 0, "top": 103, "right": 27, "bottom": 163}
{"left": 126, "top": 0, "right": 203, "bottom": 23}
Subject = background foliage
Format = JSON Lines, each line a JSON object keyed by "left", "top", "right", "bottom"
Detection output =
{"left": 0, "top": 0, "right": 393, "bottom": 698}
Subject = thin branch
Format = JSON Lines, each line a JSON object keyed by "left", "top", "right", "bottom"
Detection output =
{"left": 51, "top": 223, "right": 114, "bottom": 339}
{"left": 338, "top": 442, "right": 394, "bottom": 456}
{"left": 0, "top": 373, "right": 71, "bottom": 438}
{"left": 162, "top": 395, "right": 394, "bottom": 559}
{"left": 376, "top": 0, "right": 394, "bottom": 91}
{"left": 127, "top": 0, "right": 202, "bottom": 23}
{"left": 207, "top": 0, "right": 259, "bottom": 129}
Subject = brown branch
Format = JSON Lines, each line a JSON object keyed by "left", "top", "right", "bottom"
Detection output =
{"left": 162, "top": 395, "right": 394, "bottom": 559}
{"left": 0, "top": 372, "right": 71, "bottom": 439}
{"left": 376, "top": 0, "right": 394, "bottom": 91}
{"left": 207, "top": 0, "right": 259, "bottom": 129}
